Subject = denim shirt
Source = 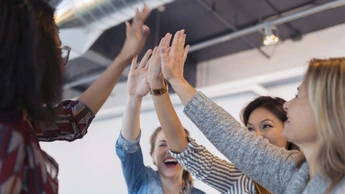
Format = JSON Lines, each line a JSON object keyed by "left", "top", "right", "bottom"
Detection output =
{"left": 116, "top": 132, "right": 205, "bottom": 194}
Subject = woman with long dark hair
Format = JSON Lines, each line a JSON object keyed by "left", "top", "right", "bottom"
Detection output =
{"left": 0, "top": 0, "right": 151, "bottom": 193}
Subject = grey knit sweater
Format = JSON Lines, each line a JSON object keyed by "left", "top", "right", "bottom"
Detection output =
{"left": 183, "top": 92, "right": 345, "bottom": 194}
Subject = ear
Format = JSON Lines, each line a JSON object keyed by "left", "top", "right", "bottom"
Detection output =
{"left": 151, "top": 152, "right": 157, "bottom": 165}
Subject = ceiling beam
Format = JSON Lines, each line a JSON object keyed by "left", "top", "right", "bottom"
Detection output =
{"left": 189, "top": 0, "right": 345, "bottom": 52}
{"left": 197, "top": 0, "right": 271, "bottom": 59}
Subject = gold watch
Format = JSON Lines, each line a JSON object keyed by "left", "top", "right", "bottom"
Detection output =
{"left": 150, "top": 80, "right": 169, "bottom": 95}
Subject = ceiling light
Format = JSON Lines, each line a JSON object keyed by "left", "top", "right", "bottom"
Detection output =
{"left": 263, "top": 25, "right": 279, "bottom": 46}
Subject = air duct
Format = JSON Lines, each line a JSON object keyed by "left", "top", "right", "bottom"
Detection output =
{"left": 55, "top": 0, "right": 174, "bottom": 59}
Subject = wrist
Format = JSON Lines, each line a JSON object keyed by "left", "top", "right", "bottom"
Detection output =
{"left": 150, "top": 78, "right": 165, "bottom": 89}
{"left": 113, "top": 53, "right": 132, "bottom": 66}
{"left": 118, "top": 49, "right": 134, "bottom": 62}
{"left": 168, "top": 78, "right": 187, "bottom": 89}
{"left": 149, "top": 80, "right": 169, "bottom": 95}
{"left": 128, "top": 94, "right": 144, "bottom": 101}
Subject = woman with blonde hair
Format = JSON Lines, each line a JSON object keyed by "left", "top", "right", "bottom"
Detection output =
{"left": 153, "top": 31, "right": 345, "bottom": 194}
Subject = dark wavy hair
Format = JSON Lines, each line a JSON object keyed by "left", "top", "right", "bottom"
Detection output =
{"left": 0, "top": 0, "right": 63, "bottom": 124}
{"left": 150, "top": 127, "right": 193, "bottom": 185}
{"left": 241, "top": 96, "right": 299, "bottom": 194}
{"left": 241, "top": 96, "right": 299, "bottom": 150}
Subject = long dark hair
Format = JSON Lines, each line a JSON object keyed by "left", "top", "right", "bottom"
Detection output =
{"left": 150, "top": 127, "right": 193, "bottom": 184}
{"left": 241, "top": 96, "right": 299, "bottom": 194}
{"left": 0, "top": 0, "right": 63, "bottom": 124}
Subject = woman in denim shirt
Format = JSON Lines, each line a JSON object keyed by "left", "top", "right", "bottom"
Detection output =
{"left": 116, "top": 46, "right": 205, "bottom": 194}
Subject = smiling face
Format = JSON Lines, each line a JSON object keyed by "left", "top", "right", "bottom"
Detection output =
{"left": 247, "top": 107, "right": 287, "bottom": 148}
{"left": 151, "top": 130, "right": 184, "bottom": 179}
{"left": 282, "top": 81, "right": 318, "bottom": 146}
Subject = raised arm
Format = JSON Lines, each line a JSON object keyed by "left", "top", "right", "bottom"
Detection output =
{"left": 121, "top": 49, "right": 152, "bottom": 140}
{"left": 159, "top": 31, "right": 303, "bottom": 194}
{"left": 33, "top": 6, "right": 151, "bottom": 141}
{"left": 77, "top": 5, "right": 151, "bottom": 115}
{"left": 149, "top": 31, "right": 255, "bottom": 194}
{"left": 147, "top": 31, "right": 190, "bottom": 152}
{"left": 116, "top": 50, "right": 152, "bottom": 192}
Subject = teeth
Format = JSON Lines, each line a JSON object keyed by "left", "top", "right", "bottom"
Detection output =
{"left": 164, "top": 158, "right": 177, "bottom": 163}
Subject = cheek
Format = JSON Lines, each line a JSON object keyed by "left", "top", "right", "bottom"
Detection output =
{"left": 266, "top": 129, "right": 284, "bottom": 143}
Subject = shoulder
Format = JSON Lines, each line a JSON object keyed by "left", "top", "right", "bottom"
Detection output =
{"left": 0, "top": 122, "right": 26, "bottom": 144}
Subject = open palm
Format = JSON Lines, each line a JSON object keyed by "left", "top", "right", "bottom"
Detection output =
{"left": 128, "top": 49, "right": 152, "bottom": 97}
{"left": 120, "top": 5, "right": 151, "bottom": 60}
{"left": 159, "top": 30, "right": 190, "bottom": 83}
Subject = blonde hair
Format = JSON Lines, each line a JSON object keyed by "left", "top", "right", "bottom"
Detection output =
{"left": 149, "top": 126, "right": 193, "bottom": 184}
{"left": 304, "top": 58, "right": 345, "bottom": 191}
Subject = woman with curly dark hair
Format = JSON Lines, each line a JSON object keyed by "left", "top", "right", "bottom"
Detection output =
{"left": 0, "top": 0, "right": 151, "bottom": 193}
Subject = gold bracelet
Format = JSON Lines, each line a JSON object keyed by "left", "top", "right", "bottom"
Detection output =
{"left": 149, "top": 80, "right": 169, "bottom": 95}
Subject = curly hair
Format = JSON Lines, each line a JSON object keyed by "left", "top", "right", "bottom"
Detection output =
{"left": 0, "top": 0, "right": 63, "bottom": 124}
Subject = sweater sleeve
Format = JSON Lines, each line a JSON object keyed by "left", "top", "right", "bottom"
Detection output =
{"left": 170, "top": 137, "right": 256, "bottom": 194}
{"left": 183, "top": 92, "right": 303, "bottom": 194}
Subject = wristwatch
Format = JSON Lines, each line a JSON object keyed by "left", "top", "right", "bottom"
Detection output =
{"left": 150, "top": 80, "right": 169, "bottom": 95}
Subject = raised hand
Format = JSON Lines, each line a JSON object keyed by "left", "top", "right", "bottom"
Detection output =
{"left": 120, "top": 5, "right": 151, "bottom": 60}
{"left": 127, "top": 49, "right": 152, "bottom": 97}
{"left": 146, "top": 43, "right": 165, "bottom": 89}
{"left": 159, "top": 30, "right": 190, "bottom": 84}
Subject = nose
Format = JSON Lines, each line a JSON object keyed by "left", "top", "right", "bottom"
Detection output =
{"left": 255, "top": 129, "right": 263, "bottom": 137}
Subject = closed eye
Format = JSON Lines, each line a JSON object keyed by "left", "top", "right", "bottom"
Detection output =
{"left": 159, "top": 144, "right": 167, "bottom": 148}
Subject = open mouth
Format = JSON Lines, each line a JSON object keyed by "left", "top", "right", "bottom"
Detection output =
{"left": 163, "top": 158, "right": 178, "bottom": 168}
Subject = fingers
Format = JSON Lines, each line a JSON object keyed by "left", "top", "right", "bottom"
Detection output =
{"left": 182, "top": 45, "right": 190, "bottom": 63}
{"left": 169, "top": 31, "right": 181, "bottom": 57}
{"left": 152, "top": 46, "right": 158, "bottom": 55}
{"left": 178, "top": 30, "right": 186, "bottom": 54}
{"left": 139, "top": 49, "right": 153, "bottom": 69}
{"left": 142, "top": 25, "right": 150, "bottom": 38}
{"left": 161, "top": 33, "right": 172, "bottom": 51}
{"left": 160, "top": 46, "right": 169, "bottom": 65}
{"left": 140, "top": 4, "right": 151, "bottom": 22}
{"left": 125, "top": 22, "right": 131, "bottom": 35}
{"left": 131, "top": 5, "right": 151, "bottom": 36}
{"left": 131, "top": 55, "right": 138, "bottom": 71}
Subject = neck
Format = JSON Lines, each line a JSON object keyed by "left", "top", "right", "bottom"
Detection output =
{"left": 159, "top": 173, "right": 184, "bottom": 194}
{"left": 299, "top": 142, "right": 320, "bottom": 179}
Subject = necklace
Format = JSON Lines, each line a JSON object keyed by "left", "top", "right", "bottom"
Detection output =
{"left": 179, "top": 180, "right": 187, "bottom": 194}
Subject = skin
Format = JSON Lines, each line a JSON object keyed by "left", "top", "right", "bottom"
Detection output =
{"left": 151, "top": 130, "right": 184, "bottom": 189}
{"left": 55, "top": 5, "right": 151, "bottom": 115}
{"left": 283, "top": 81, "right": 320, "bottom": 178}
{"left": 247, "top": 108, "right": 287, "bottom": 148}
{"left": 121, "top": 46, "right": 185, "bottom": 193}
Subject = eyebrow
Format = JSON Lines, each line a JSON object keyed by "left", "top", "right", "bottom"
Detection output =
{"left": 158, "top": 140, "right": 167, "bottom": 143}
{"left": 248, "top": 119, "right": 274, "bottom": 125}
{"left": 260, "top": 119, "right": 274, "bottom": 124}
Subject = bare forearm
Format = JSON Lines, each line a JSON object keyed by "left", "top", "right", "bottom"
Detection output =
{"left": 77, "top": 55, "right": 131, "bottom": 114}
{"left": 169, "top": 79, "right": 197, "bottom": 106}
{"left": 121, "top": 96, "right": 142, "bottom": 141}
{"left": 152, "top": 91, "right": 188, "bottom": 153}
